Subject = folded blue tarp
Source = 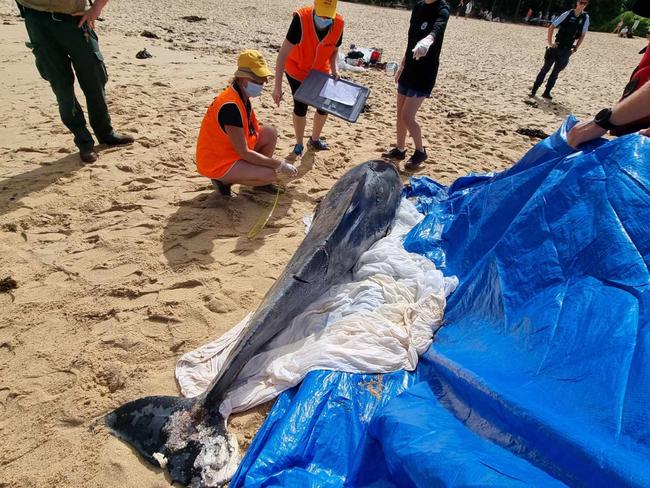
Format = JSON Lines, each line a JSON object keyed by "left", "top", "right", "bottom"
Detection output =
{"left": 231, "top": 118, "right": 650, "bottom": 487}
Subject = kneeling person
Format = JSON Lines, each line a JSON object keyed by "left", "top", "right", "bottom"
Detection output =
{"left": 196, "top": 50, "right": 298, "bottom": 196}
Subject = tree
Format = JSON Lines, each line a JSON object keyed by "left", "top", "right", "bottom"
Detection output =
{"left": 341, "top": 0, "right": 627, "bottom": 27}
{"left": 499, "top": 0, "right": 626, "bottom": 24}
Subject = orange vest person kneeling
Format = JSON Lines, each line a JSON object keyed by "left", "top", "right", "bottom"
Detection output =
{"left": 196, "top": 50, "right": 298, "bottom": 196}
{"left": 273, "top": 0, "right": 344, "bottom": 156}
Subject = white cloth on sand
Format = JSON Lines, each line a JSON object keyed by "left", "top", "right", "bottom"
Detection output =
{"left": 175, "top": 198, "right": 458, "bottom": 418}
{"left": 337, "top": 52, "right": 366, "bottom": 72}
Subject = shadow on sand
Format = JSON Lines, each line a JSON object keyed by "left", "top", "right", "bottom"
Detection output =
{"left": 161, "top": 186, "right": 295, "bottom": 270}
{"left": 0, "top": 152, "right": 84, "bottom": 217}
{"left": 526, "top": 96, "right": 572, "bottom": 119}
{"left": 161, "top": 151, "right": 327, "bottom": 270}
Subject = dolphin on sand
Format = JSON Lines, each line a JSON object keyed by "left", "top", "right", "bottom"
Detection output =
{"left": 104, "top": 160, "right": 403, "bottom": 487}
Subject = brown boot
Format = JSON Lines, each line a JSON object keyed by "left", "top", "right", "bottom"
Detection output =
{"left": 98, "top": 132, "right": 134, "bottom": 145}
{"left": 79, "top": 146, "right": 98, "bottom": 163}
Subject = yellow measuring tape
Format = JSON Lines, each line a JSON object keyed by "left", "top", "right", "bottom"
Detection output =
{"left": 247, "top": 188, "right": 281, "bottom": 240}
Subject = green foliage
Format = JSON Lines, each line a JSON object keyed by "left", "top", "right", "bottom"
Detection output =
{"left": 340, "top": 0, "right": 629, "bottom": 26}
{"left": 599, "top": 10, "right": 650, "bottom": 36}
{"left": 585, "top": 0, "right": 626, "bottom": 29}
{"left": 340, "top": 0, "right": 649, "bottom": 36}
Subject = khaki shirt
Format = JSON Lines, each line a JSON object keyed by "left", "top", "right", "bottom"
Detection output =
{"left": 17, "top": 0, "right": 87, "bottom": 15}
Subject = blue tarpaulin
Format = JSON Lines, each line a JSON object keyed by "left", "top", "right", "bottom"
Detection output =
{"left": 231, "top": 117, "right": 650, "bottom": 487}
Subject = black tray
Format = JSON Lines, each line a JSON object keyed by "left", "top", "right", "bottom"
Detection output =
{"left": 293, "top": 70, "right": 370, "bottom": 123}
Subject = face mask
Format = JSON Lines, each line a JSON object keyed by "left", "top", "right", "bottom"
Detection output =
{"left": 314, "top": 15, "right": 333, "bottom": 30}
{"left": 245, "top": 81, "right": 264, "bottom": 98}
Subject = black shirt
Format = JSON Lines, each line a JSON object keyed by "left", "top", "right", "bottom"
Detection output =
{"left": 286, "top": 13, "right": 343, "bottom": 47}
{"left": 217, "top": 83, "right": 253, "bottom": 133}
{"left": 399, "top": 0, "right": 450, "bottom": 92}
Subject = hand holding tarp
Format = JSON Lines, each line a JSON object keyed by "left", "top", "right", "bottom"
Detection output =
{"left": 567, "top": 120, "right": 607, "bottom": 149}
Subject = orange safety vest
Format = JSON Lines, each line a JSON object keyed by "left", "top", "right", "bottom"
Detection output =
{"left": 285, "top": 6, "right": 344, "bottom": 82}
{"left": 196, "top": 85, "right": 259, "bottom": 179}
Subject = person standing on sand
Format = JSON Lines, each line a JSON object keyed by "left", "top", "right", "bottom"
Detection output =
{"left": 456, "top": 0, "right": 464, "bottom": 19}
{"left": 196, "top": 50, "right": 298, "bottom": 197}
{"left": 529, "top": 0, "right": 590, "bottom": 100}
{"left": 15, "top": 0, "right": 133, "bottom": 163}
{"left": 465, "top": 1, "right": 472, "bottom": 19}
{"left": 614, "top": 19, "right": 624, "bottom": 34}
{"left": 567, "top": 0, "right": 650, "bottom": 148}
{"left": 382, "top": 0, "right": 450, "bottom": 171}
{"left": 272, "top": 0, "right": 344, "bottom": 157}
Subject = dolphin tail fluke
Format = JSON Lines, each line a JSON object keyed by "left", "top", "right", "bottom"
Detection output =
{"left": 105, "top": 395, "right": 238, "bottom": 487}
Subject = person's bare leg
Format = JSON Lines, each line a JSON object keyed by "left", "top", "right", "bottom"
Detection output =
{"left": 214, "top": 126, "right": 279, "bottom": 190}
{"left": 311, "top": 112, "right": 328, "bottom": 141}
{"left": 293, "top": 114, "right": 307, "bottom": 146}
{"left": 396, "top": 93, "right": 408, "bottom": 150}
{"left": 401, "top": 96, "right": 427, "bottom": 152}
{"left": 255, "top": 125, "right": 278, "bottom": 157}
{"left": 219, "top": 160, "right": 277, "bottom": 187}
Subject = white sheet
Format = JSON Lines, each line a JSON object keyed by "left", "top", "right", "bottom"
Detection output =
{"left": 176, "top": 198, "right": 458, "bottom": 418}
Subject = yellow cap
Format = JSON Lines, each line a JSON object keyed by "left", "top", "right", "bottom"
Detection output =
{"left": 314, "top": 0, "right": 337, "bottom": 18}
{"left": 234, "top": 49, "right": 273, "bottom": 82}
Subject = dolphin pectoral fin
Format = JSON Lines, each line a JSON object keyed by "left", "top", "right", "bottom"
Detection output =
{"left": 293, "top": 246, "right": 329, "bottom": 284}
{"left": 105, "top": 396, "right": 239, "bottom": 487}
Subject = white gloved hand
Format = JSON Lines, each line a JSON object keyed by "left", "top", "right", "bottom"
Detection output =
{"left": 412, "top": 35, "right": 434, "bottom": 60}
{"left": 277, "top": 161, "right": 298, "bottom": 177}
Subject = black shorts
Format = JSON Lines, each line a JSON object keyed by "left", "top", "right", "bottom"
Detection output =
{"left": 286, "top": 73, "right": 326, "bottom": 117}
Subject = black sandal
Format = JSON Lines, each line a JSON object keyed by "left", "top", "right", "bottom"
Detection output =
{"left": 211, "top": 179, "right": 232, "bottom": 197}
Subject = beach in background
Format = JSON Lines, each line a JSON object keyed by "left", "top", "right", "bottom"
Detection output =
{"left": 0, "top": 0, "right": 645, "bottom": 486}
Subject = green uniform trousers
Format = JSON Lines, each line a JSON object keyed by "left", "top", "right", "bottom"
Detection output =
{"left": 22, "top": 7, "right": 113, "bottom": 149}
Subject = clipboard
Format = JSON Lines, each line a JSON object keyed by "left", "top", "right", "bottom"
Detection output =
{"left": 294, "top": 70, "right": 370, "bottom": 123}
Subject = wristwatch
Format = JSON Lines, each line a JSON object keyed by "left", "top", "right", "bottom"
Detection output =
{"left": 593, "top": 108, "right": 619, "bottom": 131}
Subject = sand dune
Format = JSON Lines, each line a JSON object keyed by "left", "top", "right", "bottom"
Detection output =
{"left": 0, "top": 0, "right": 645, "bottom": 485}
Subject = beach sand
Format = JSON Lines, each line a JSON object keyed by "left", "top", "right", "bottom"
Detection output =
{"left": 0, "top": 0, "right": 645, "bottom": 486}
